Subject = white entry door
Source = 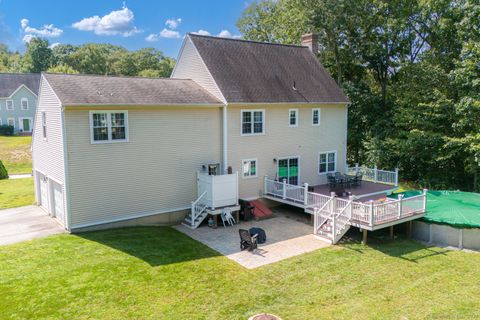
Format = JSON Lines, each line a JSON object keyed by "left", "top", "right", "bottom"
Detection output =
{"left": 39, "top": 175, "right": 49, "bottom": 211}
{"left": 52, "top": 182, "right": 65, "bottom": 224}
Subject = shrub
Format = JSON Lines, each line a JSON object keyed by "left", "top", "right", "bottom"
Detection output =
{"left": 0, "top": 160, "right": 8, "bottom": 180}
{"left": 0, "top": 125, "right": 14, "bottom": 136}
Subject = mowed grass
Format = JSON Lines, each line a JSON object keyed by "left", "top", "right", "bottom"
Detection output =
{"left": 0, "top": 135, "right": 32, "bottom": 174}
{"left": 0, "top": 227, "right": 479, "bottom": 319}
{"left": 0, "top": 178, "right": 35, "bottom": 209}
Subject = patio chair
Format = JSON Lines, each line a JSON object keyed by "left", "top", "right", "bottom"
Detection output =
{"left": 220, "top": 208, "right": 236, "bottom": 227}
{"left": 239, "top": 229, "right": 258, "bottom": 251}
{"left": 352, "top": 174, "right": 363, "bottom": 187}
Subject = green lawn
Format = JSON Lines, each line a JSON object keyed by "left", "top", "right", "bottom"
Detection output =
{"left": 0, "top": 178, "right": 35, "bottom": 209}
{"left": 0, "top": 227, "right": 479, "bottom": 319}
{"left": 0, "top": 135, "right": 32, "bottom": 174}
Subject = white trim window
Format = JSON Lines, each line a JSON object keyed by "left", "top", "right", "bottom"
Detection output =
{"left": 7, "top": 118, "right": 15, "bottom": 129}
{"left": 241, "top": 110, "right": 265, "bottom": 135}
{"left": 6, "top": 100, "right": 14, "bottom": 110}
{"left": 90, "top": 111, "right": 128, "bottom": 143}
{"left": 21, "top": 98, "right": 29, "bottom": 110}
{"left": 312, "top": 108, "right": 321, "bottom": 126}
{"left": 41, "top": 112, "right": 47, "bottom": 139}
{"left": 289, "top": 108, "right": 298, "bottom": 127}
{"left": 319, "top": 151, "right": 336, "bottom": 174}
{"left": 242, "top": 159, "right": 257, "bottom": 178}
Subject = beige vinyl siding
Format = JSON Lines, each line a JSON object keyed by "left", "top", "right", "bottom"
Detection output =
{"left": 65, "top": 107, "right": 222, "bottom": 228}
{"left": 227, "top": 104, "right": 348, "bottom": 199}
{"left": 171, "top": 36, "right": 225, "bottom": 103}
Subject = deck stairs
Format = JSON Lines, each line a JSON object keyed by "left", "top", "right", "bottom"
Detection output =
{"left": 182, "top": 191, "right": 209, "bottom": 229}
{"left": 313, "top": 198, "right": 352, "bottom": 244}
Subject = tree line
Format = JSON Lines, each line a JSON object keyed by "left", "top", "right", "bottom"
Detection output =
{"left": 238, "top": 0, "right": 480, "bottom": 191}
{"left": 0, "top": 38, "right": 175, "bottom": 78}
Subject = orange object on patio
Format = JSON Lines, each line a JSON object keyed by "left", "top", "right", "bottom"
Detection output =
{"left": 249, "top": 200, "right": 273, "bottom": 219}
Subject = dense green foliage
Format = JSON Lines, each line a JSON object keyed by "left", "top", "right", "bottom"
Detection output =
{"left": 0, "top": 160, "right": 8, "bottom": 180}
{"left": 1, "top": 227, "right": 479, "bottom": 318}
{"left": 0, "top": 125, "right": 14, "bottom": 136}
{"left": 0, "top": 38, "right": 175, "bottom": 78}
{"left": 238, "top": 0, "right": 480, "bottom": 191}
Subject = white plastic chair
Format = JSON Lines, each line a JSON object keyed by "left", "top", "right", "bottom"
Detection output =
{"left": 221, "top": 208, "right": 236, "bottom": 227}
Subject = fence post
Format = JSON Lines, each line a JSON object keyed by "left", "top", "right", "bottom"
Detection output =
{"left": 394, "top": 168, "right": 399, "bottom": 186}
{"left": 348, "top": 195, "right": 355, "bottom": 220}
{"left": 330, "top": 192, "right": 335, "bottom": 215}
{"left": 313, "top": 208, "right": 318, "bottom": 235}
{"left": 190, "top": 202, "right": 195, "bottom": 227}
{"left": 264, "top": 175, "right": 268, "bottom": 196}
{"left": 422, "top": 188, "right": 428, "bottom": 212}
{"left": 303, "top": 183, "right": 309, "bottom": 206}
{"left": 398, "top": 194, "right": 404, "bottom": 219}
{"left": 374, "top": 165, "right": 378, "bottom": 183}
{"left": 332, "top": 214, "right": 336, "bottom": 240}
{"left": 369, "top": 200, "right": 374, "bottom": 227}
{"left": 355, "top": 163, "right": 359, "bottom": 175}
{"left": 282, "top": 179, "right": 287, "bottom": 199}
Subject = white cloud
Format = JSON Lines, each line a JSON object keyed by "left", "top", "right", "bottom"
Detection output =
{"left": 145, "top": 33, "right": 159, "bottom": 42}
{"left": 193, "top": 29, "right": 211, "bottom": 36}
{"left": 159, "top": 28, "right": 180, "bottom": 38}
{"left": 20, "top": 18, "right": 63, "bottom": 42}
{"left": 217, "top": 30, "right": 232, "bottom": 38}
{"left": 49, "top": 42, "right": 60, "bottom": 48}
{"left": 72, "top": 6, "right": 140, "bottom": 36}
{"left": 165, "top": 18, "right": 181, "bottom": 30}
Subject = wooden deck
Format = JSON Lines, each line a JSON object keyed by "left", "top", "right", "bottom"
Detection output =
{"left": 312, "top": 181, "right": 398, "bottom": 202}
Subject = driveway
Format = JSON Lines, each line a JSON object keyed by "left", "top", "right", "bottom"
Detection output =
{"left": 0, "top": 206, "right": 65, "bottom": 246}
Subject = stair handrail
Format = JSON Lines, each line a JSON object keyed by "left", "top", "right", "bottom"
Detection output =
{"left": 314, "top": 196, "right": 335, "bottom": 235}
{"left": 191, "top": 191, "right": 208, "bottom": 227}
{"left": 332, "top": 199, "right": 353, "bottom": 243}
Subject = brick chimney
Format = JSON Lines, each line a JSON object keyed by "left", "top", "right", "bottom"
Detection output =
{"left": 301, "top": 33, "right": 318, "bottom": 53}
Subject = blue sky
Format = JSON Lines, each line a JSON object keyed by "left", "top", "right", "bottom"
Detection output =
{"left": 0, "top": 0, "right": 249, "bottom": 57}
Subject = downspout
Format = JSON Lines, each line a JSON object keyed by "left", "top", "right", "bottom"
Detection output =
{"left": 222, "top": 105, "right": 228, "bottom": 173}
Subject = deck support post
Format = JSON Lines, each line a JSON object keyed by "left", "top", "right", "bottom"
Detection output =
{"left": 398, "top": 194, "right": 404, "bottom": 219}
{"left": 303, "top": 183, "right": 309, "bottom": 206}
{"left": 369, "top": 200, "right": 374, "bottom": 227}
{"left": 389, "top": 226, "right": 394, "bottom": 239}
{"left": 422, "top": 189, "right": 428, "bottom": 212}
{"left": 407, "top": 221, "right": 412, "bottom": 239}
{"left": 362, "top": 229, "right": 368, "bottom": 245}
{"left": 282, "top": 179, "right": 287, "bottom": 200}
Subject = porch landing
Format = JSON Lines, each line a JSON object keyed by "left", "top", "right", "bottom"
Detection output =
{"left": 174, "top": 206, "right": 329, "bottom": 269}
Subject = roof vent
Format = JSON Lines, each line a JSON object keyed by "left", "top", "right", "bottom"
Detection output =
{"left": 292, "top": 81, "right": 297, "bottom": 91}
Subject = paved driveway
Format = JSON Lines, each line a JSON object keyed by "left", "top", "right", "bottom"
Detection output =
{"left": 0, "top": 206, "right": 65, "bottom": 246}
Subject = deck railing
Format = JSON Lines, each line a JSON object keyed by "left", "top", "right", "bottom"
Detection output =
{"left": 346, "top": 164, "right": 399, "bottom": 186}
{"left": 264, "top": 176, "right": 427, "bottom": 229}
{"left": 190, "top": 191, "right": 208, "bottom": 227}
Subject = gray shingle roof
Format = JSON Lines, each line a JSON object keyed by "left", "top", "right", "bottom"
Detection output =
{"left": 0, "top": 73, "right": 40, "bottom": 98}
{"left": 43, "top": 73, "right": 223, "bottom": 106}
{"left": 188, "top": 34, "right": 349, "bottom": 104}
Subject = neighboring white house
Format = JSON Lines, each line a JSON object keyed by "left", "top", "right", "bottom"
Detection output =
{"left": 32, "top": 33, "right": 351, "bottom": 232}
{"left": 0, "top": 73, "right": 40, "bottom": 134}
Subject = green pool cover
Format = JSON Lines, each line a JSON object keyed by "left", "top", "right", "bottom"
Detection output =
{"left": 389, "top": 190, "right": 480, "bottom": 228}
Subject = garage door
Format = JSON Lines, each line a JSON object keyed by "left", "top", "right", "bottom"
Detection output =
{"left": 39, "top": 174, "right": 49, "bottom": 211}
{"left": 52, "top": 181, "right": 65, "bottom": 225}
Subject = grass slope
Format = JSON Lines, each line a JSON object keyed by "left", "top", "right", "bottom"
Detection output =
{"left": 0, "top": 227, "right": 479, "bottom": 319}
{"left": 0, "top": 136, "right": 32, "bottom": 174}
{"left": 0, "top": 178, "right": 35, "bottom": 209}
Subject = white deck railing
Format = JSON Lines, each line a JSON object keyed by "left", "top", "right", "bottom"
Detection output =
{"left": 346, "top": 164, "right": 399, "bottom": 186}
{"left": 190, "top": 191, "right": 208, "bottom": 227}
{"left": 264, "top": 177, "right": 427, "bottom": 230}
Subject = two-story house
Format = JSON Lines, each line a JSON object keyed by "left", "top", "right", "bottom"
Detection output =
{"left": 0, "top": 73, "right": 40, "bottom": 134}
{"left": 32, "top": 33, "right": 351, "bottom": 231}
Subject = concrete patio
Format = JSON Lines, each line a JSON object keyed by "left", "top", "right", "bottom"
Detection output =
{"left": 175, "top": 205, "right": 329, "bottom": 269}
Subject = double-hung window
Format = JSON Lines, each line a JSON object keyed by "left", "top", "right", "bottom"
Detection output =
{"left": 289, "top": 108, "right": 298, "bottom": 127}
{"left": 6, "top": 100, "right": 14, "bottom": 110}
{"left": 21, "top": 98, "right": 29, "bottom": 110}
{"left": 319, "top": 151, "right": 336, "bottom": 174}
{"left": 41, "top": 112, "right": 47, "bottom": 139}
{"left": 90, "top": 111, "right": 128, "bottom": 143}
{"left": 242, "top": 159, "right": 257, "bottom": 178}
{"left": 241, "top": 110, "right": 264, "bottom": 135}
{"left": 312, "top": 108, "right": 320, "bottom": 126}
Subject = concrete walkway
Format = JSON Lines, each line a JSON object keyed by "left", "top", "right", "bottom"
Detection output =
{"left": 0, "top": 206, "right": 65, "bottom": 246}
{"left": 175, "top": 206, "right": 330, "bottom": 269}
{"left": 8, "top": 174, "right": 33, "bottom": 179}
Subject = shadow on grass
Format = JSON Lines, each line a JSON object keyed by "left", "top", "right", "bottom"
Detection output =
{"left": 76, "top": 226, "right": 220, "bottom": 266}
{"left": 340, "top": 227, "right": 450, "bottom": 262}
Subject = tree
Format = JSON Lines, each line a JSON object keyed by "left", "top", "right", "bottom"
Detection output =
{"left": 47, "top": 64, "right": 79, "bottom": 74}
{"left": 21, "top": 38, "right": 53, "bottom": 72}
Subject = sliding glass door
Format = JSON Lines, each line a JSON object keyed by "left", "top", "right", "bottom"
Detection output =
{"left": 278, "top": 157, "right": 299, "bottom": 185}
